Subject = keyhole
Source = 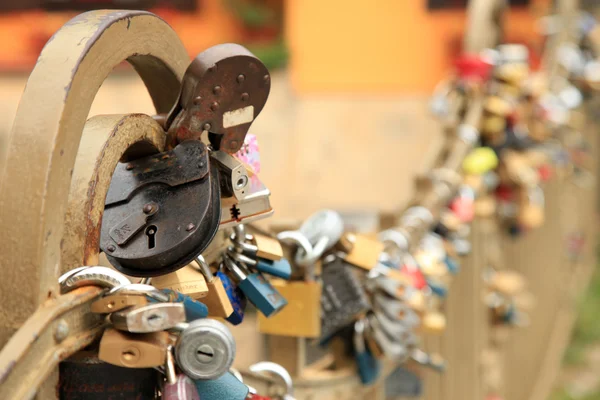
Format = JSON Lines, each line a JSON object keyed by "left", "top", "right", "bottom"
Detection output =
{"left": 196, "top": 344, "right": 215, "bottom": 363}
{"left": 146, "top": 225, "right": 157, "bottom": 249}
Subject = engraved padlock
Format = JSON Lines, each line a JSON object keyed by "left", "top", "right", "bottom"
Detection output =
{"left": 166, "top": 43, "right": 271, "bottom": 154}
{"left": 100, "top": 140, "right": 221, "bottom": 277}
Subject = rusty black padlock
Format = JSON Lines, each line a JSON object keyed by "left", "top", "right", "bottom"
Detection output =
{"left": 100, "top": 140, "right": 221, "bottom": 277}
{"left": 165, "top": 43, "right": 271, "bottom": 154}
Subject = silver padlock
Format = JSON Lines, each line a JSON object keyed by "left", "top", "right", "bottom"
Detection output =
{"left": 212, "top": 150, "right": 250, "bottom": 201}
{"left": 249, "top": 362, "right": 296, "bottom": 400}
{"left": 110, "top": 302, "right": 186, "bottom": 333}
{"left": 174, "top": 319, "right": 236, "bottom": 380}
{"left": 374, "top": 293, "right": 420, "bottom": 328}
{"left": 59, "top": 266, "right": 131, "bottom": 294}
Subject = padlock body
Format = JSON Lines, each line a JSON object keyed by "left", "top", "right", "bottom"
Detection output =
{"left": 59, "top": 352, "right": 158, "bottom": 400}
{"left": 258, "top": 279, "right": 322, "bottom": 337}
{"left": 163, "top": 374, "right": 200, "bottom": 400}
{"left": 193, "top": 372, "right": 249, "bottom": 400}
{"left": 356, "top": 350, "right": 382, "bottom": 385}
{"left": 217, "top": 271, "right": 246, "bottom": 325}
{"left": 151, "top": 265, "right": 209, "bottom": 299}
{"left": 255, "top": 258, "right": 292, "bottom": 280}
{"left": 320, "top": 259, "right": 371, "bottom": 341}
{"left": 160, "top": 289, "right": 209, "bottom": 321}
{"left": 101, "top": 141, "right": 221, "bottom": 277}
{"left": 239, "top": 272, "right": 288, "bottom": 317}
{"left": 202, "top": 276, "right": 235, "bottom": 318}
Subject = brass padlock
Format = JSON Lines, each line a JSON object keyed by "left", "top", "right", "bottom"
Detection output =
{"left": 257, "top": 278, "right": 322, "bottom": 338}
{"left": 484, "top": 96, "right": 513, "bottom": 116}
{"left": 481, "top": 115, "right": 507, "bottom": 135}
{"left": 194, "top": 256, "right": 234, "bottom": 318}
{"left": 151, "top": 264, "right": 209, "bottom": 300}
{"left": 91, "top": 292, "right": 149, "bottom": 314}
{"left": 420, "top": 311, "right": 446, "bottom": 335}
{"left": 98, "top": 328, "right": 171, "bottom": 368}
{"left": 339, "top": 233, "right": 385, "bottom": 271}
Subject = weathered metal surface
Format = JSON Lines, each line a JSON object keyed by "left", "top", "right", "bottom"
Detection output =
{"left": 62, "top": 114, "right": 167, "bottom": 272}
{"left": 0, "top": 10, "right": 189, "bottom": 353}
{"left": 0, "top": 286, "right": 104, "bottom": 400}
{"left": 101, "top": 140, "right": 221, "bottom": 277}
{"left": 166, "top": 43, "right": 271, "bottom": 154}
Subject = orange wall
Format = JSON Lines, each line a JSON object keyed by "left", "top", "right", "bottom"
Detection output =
{"left": 286, "top": 0, "right": 548, "bottom": 94}
{"left": 0, "top": 0, "right": 244, "bottom": 70}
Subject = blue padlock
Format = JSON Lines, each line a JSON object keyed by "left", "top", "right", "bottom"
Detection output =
{"left": 229, "top": 251, "right": 292, "bottom": 280}
{"left": 255, "top": 258, "right": 292, "bottom": 280}
{"left": 443, "top": 255, "right": 460, "bottom": 275}
{"left": 217, "top": 270, "right": 247, "bottom": 325}
{"left": 354, "top": 319, "right": 381, "bottom": 385}
{"left": 426, "top": 279, "right": 448, "bottom": 298}
{"left": 224, "top": 255, "right": 288, "bottom": 317}
{"left": 157, "top": 289, "right": 209, "bottom": 321}
{"left": 193, "top": 372, "right": 249, "bottom": 400}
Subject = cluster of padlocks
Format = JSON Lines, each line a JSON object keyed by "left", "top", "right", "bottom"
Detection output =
{"left": 1, "top": 3, "right": 598, "bottom": 400}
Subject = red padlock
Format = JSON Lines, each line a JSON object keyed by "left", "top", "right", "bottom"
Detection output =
{"left": 495, "top": 184, "right": 515, "bottom": 202}
{"left": 449, "top": 186, "right": 475, "bottom": 223}
{"left": 455, "top": 54, "right": 494, "bottom": 82}
{"left": 538, "top": 164, "right": 552, "bottom": 182}
{"left": 401, "top": 263, "right": 427, "bottom": 290}
{"left": 246, "top": 394, "right": 273, "bottom": 400}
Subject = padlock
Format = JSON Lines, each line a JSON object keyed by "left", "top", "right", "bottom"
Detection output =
{"left": 481, "top": 115, "right": 507, "bottom": 135}
{"left": 98, "top": 328, "right": 170, "bottom": 368}
{"left": 223, "top": 254, "right": 288, "bottom": 317}
{"left": 291, "top": 209, "right": 345, "bottom": 267}
{"left": 59, "top": 351, "right": 159, "bottom": 400}
{"left": 374, "top": 308, "right": 412, "bottom": 339}
{"left": 339, "top": 233, "right": 385, "bottom": 272}
{"left": 367, "top": 314, "right": 410, "bottom": 362}
{"left": 517, "top": 186, "right": 545, "bottom": 229}
{"left": 488, "top": 270, "right": 526, "bottom": 297}
{"left": 231, "top": 224, "right": 284, "bottom": 261}
{"left": 91, "top": 292, "right": 149, "bottom": 314}
{"left": 194, "top": 256, "right": 235, "bottom": 318}
{"left": 384, "top": 366, "right": 423, "bottom": 398}
{"left": 220, "top": 173, "right": 274, "bottom": 228}
{"left": 192, "top": 371, "right": 249, "bottom": 400}
{"left": 106, "top": 283, "right": 208, "bottom": 320}
{"left": 162, "top": 374, "right": 200, "bottom": 400}
{"left": 411, "top": 348, "right": 446, "bottom": 373}
{"left": 248, "top": 362, "right": 296, "bottom": 400}
{"left": 165, "top": 43, "right": 271, "bottom": 154}
{"left": 421, "top": 311, "right": 446, "bottom": 334}
{"left": 216, "top": 268, "right": 247, "bottom": 325}
{"left": 257, "top": 278, "right": 322, "bottom": 338}
{"left": 462, "top": 147, "right": 499, "bottom": 175}
{"left": 174, "top": 319, "right": 236, "bottom": 380}
{"left": 151, "top": 264, "right": 209, "bottom": 300}
{"left": 110, "top": 302, "right": 186, "bottom": 333}
{"left": 59, "top": 266, "right": 131, "bottom": 294}
{"left": 159, "top": 289, "right": 209, "bottom": 321}
{"left": 228, "top": 249, "right": 292, "bottom": 280}
{"left": 320, "top": 258, "right": 371, "bottom": 341}
{"left": 100, "top": 140, "right": 221, "bottom": 277}
{"left": 373, "top": 293, "right": 420, "bottom": 328}
{"left": 212, "top": 150, "right": 250, "bottom": 201}
{"left": 449, "top": 186, "right": 475, "bottom": 223}
{"left": 427, "top": 278, "right": 448, "bottom": 298}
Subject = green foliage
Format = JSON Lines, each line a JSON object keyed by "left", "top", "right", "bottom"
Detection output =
{"left": 247, "top": 40, "right": 288, "bottom": 70}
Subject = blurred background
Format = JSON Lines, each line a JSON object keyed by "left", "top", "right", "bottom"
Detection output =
{"left": 0, "top": 1, "right": 599, "bottom": 399}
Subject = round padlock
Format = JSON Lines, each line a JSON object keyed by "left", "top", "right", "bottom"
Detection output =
{"left": 175, "top": 319, "right": 236, "bottom": 380}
